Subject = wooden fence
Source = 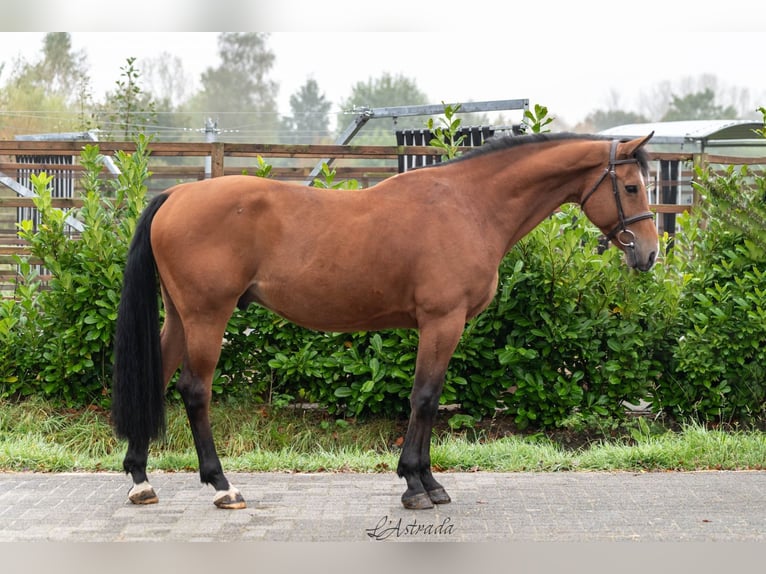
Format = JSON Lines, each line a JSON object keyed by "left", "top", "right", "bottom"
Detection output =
{"left": 1, "top": 139, "right": 765, "bottom": 295}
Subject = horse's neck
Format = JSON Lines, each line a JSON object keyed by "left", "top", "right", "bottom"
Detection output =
{"left": 442, "top": 147, "right": 595, "bottom": 256}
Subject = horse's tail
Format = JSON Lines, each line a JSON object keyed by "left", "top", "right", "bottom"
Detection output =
{"left": 111, "top": 192, "right": 171, "bottom": 445}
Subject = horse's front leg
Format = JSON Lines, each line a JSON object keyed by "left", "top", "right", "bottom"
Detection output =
{"left": 397, "top": 313, "right": 465, "bottom": 509}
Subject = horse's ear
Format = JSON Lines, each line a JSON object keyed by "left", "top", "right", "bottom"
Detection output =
{"left": 622, "top": 132, "right": 654, "bottom": 156}
{"left": 640, "top": 131, "right": 655, "bottom": 147}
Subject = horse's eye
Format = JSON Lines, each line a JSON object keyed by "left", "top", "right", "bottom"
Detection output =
{"left": 625, "top": 185, "right": 638, "bottom": 194}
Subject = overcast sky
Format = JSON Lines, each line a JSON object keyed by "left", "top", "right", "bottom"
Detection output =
{"left": 1, "top": 1, "right": 764, "bottom": 129}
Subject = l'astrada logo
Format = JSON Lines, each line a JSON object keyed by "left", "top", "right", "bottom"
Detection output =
{"left": 366, "top": 515, "right": 455, "bottom": 540}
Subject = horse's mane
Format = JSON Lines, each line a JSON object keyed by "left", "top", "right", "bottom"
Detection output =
{"left": 444, "top": 132, "right": 651, "bottom": 175}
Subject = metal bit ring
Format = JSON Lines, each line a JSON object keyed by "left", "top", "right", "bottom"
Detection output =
{"left": 616, "top": 228, "right": 636, "bottom": 249}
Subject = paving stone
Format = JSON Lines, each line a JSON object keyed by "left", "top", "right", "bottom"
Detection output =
{"left": 0, "top": 470, "right": 763, "bottom": 541}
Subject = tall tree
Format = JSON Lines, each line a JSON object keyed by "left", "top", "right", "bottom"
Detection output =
{"left": 188, "top": 33, "right": 280, "bottom": 140}
{"left": 141, "top": 52, "right": 193, "bottom": 110}
{"left": 94, "top": 57, "right": 158, "bottom": 140}
{"left": 17, "top": 33, "right": 89, "bottom": 105}
{"left": 661, "top": 88, "right": 738, "bottom": 121}
{"left": 139, "top": 52, "right": 197, "bottom": 141}
{"left": 281, "top": 78, "right": 332, "bottom": 143}
{"left": 0, "top": 33, "right": 89, "bottom": 136}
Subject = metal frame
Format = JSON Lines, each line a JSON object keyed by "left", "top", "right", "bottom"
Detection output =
{"left": 304, "top": 99, "right": 529, "bottom": 184}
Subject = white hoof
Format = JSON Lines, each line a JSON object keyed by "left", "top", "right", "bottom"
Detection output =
{"left": 214, "top": 486, "right": 246, "bottom": 509}
{"left": 128, "top": 481, "right": 158, "bottom": 505}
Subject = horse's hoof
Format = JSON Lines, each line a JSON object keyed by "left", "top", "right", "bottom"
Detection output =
{"left": 401, "top": 491, "right": 434, "bottom": 510}
{"left": 128, "top": 481, "right": 159, "bottom": 505}
{"left": 214, "top": 487, "right": 247, "bottom": 510}
{"left": 427, "top": 487, "right": 451, "bottom": 505}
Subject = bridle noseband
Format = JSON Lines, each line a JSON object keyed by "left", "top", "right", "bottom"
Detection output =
{"left": 580, "top": 140, "right": 655, "bottom": 249}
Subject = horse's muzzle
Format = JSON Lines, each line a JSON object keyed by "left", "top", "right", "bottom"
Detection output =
{"left": 625, "top": 244, "right": 657, "bottom": 272}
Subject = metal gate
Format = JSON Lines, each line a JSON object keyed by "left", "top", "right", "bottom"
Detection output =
{"left": 15, "top": 153, "right": 75, "bottom": 234}
{"left": 396, "top": 126, "right": 508, "bottom": 172}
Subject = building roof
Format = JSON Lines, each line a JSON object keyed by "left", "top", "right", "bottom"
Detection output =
{"left": 15, "top": 131, "right": 96, "bottom": 141}
{"left": 599, "top": 120, "right": 765, "bottom": 152}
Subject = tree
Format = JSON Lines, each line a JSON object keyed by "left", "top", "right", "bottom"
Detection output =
{"left": 637, "top": 75, "right": 752, "bottom": 121}
{"left": 577, "top": 109, "right": 649, "bottom": 132}
{"left": 94, "top": 57, "right": 158, "bottom": 140}
{"left": 0, "top": 33, "right": 90, "bottom": 136}
{"left": 281, "top": 78, "right": 332, "bottom": 143}
{"left": 0, "top": 81, "right": 73, "bottom": 137}
{"left": 338, "top": 72, "right": 430, "bottom": 143}
{"left": 187, "top": 33, "right": 280, "bottom": 140}
{"left": 661, "top": 88, "right": 738, "bottom": 121}
{"left": 141, "top": 52, "right": 193, "bottom": 110}
{"left": 341, "top": 72, "right": 428, "bottom": 110}
{"left": 139, "top": 52, "right": 198, "bottom": 141}
{"left": 21, "top": 33, "right": 89, "bottom": 105}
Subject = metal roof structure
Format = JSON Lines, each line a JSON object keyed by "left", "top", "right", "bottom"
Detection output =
{"left": 599, "top": 119, "right": 765, "bottom": 154}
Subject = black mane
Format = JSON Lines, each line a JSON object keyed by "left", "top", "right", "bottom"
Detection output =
{"left": 444, "top": 131, "right": 651, "bottom": 175}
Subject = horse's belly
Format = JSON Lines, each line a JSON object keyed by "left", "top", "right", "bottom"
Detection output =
{"left": 242, "top": 279, "right": 417, "bottom": 333}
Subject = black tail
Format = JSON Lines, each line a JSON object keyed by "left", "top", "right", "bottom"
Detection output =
{"left": 111, "top": 193, "right": 171, "bottom": 445}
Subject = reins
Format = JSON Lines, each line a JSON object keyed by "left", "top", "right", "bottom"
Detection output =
{"left": 580, "top": 140, "right": 655, "bottom": 248}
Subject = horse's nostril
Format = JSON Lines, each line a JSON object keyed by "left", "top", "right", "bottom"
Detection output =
{"left": 648, "top": 251, "right": 657, "bottom": 267}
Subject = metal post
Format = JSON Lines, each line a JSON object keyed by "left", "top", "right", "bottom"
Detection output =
{"left": 204, "top": 118, "right": 219, "bottom": 179}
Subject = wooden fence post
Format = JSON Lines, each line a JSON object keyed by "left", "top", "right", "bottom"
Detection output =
{"left": 211, "top": 143, "right": 224, "bottom": 178}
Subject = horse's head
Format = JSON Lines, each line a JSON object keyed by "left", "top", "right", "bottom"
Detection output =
{"left": 580, "top": 133, "right": 659, "bottom": 271}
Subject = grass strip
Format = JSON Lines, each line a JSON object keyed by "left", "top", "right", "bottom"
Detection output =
{"left": 1, "top": 398, "right": 764, "bottom": 473}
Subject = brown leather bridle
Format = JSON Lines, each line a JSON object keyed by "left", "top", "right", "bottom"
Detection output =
{"left": 580, "top": 139, "right": 655, "bottom": 248}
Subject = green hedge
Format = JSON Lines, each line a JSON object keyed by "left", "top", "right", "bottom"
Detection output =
{"left": 1, "top": 139, "right": 149, "bottom": 404}
{"left": 2, "top": 139, "right": 765, "bottom": 428}
{"left": 651, "top": 166, "right": 766, "bottom": 423}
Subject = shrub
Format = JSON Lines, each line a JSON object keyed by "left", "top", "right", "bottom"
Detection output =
{"left": 1, "top": 136, "right": 151, "bottom": 405}
{"left": 0, "top": 260, "right": 45, "bottom": 397}
{"left": 653, "top": 165, "right": 766, "bottom": 423}
{"left": 448, "top": 208, "right": 672, "bottom": 428}
{"left": 4, "top": 124, "right": 765, "bottom": 429}
{"left": 219, "top": 207, "right": 674, "bottom": 427}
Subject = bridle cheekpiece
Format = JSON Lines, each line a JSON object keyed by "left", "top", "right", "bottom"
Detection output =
{"left": 580, "top": 139, "right": 655, "bottom": 249}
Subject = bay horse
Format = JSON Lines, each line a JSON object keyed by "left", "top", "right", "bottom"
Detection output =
{"left": 111, "top": 132, "right": 658, "bottom": 510}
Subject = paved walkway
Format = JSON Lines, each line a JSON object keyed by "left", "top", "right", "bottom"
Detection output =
{"left": 1, "top": 470, "right": 764, "bottom": 542}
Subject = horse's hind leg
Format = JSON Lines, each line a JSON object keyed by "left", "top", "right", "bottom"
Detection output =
{"left": 397, "top": 312, "right": 464, "bottom": 509}
{"left": 124, "top": 286, "right": 185, "bottom": 505}
{"left": 177, "top": 316, "right": 245, "bottom": 509}
{"left": 124, "top": 437, "right": 157, "bottom": 504}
